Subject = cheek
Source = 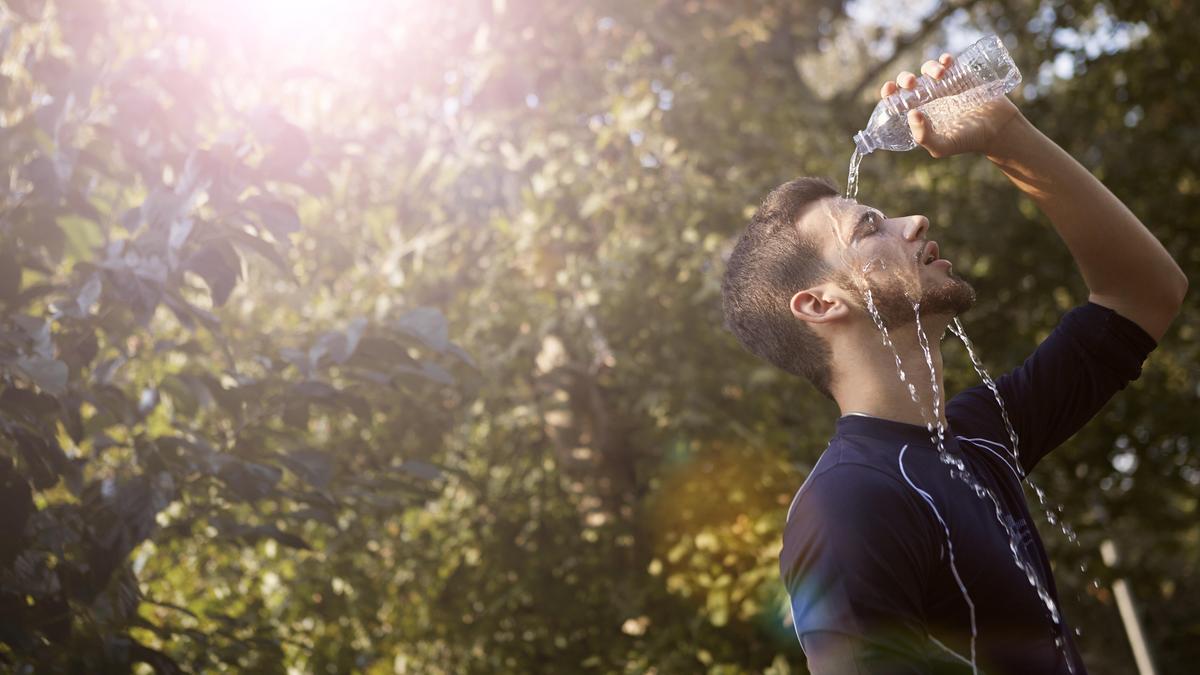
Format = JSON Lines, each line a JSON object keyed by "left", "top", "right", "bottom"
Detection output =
{"left": 854, "top": 244, "right": 903, "bottom": 272}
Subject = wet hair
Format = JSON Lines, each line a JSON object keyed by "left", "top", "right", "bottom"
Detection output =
{"left": 722, "top": 177, "right": 840, "bottom": 400}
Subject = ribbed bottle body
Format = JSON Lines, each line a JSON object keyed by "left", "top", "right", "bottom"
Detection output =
{"left": 853, "top": 35, "right": 1022, "bottom": 154}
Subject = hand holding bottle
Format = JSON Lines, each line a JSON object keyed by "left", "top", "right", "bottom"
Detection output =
{"left": 881, "top": 52, "right": 1022, "bottom": 158}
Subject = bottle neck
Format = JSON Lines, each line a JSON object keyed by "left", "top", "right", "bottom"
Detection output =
{"left": 853, "top": 131, "right": 876, "bottom": 155}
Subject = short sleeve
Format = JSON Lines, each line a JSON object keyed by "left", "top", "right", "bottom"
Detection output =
{"left": 949, "top": 302, "right": 1157, "bottom": 474}
{"left": 780, "top": 464, "right": 941, "bottom": 666}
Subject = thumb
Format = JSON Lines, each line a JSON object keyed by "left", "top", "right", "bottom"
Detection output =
{"left": 908, "top": 110, "right": 932, "bottom": 147}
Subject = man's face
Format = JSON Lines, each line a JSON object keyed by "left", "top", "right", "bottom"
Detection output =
{"left": 800, "top": 196, "right": 976, "bottom": 326}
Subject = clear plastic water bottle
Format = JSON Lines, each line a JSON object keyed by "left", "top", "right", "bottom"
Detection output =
{"left": 852, "top": 35, "right": 1022, "bottom": 155}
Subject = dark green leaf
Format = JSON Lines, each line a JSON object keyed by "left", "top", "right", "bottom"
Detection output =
{"left": 398, "top": 460, "right": 444, "bottom": 481}
{"left": 256, "top": 115, "right": 310, "bottom": 178}
{"left": 243, "top": 524, "right": 310, "bottom": 550}
{"left": 12, "top": 427, "right": 73, "bottom": 490}
{"left": 185, "top": 240, "right": 241, "bottom": 306}
{"left": 216, "top": 458, "right": 283, "bottom": 502}
{"left": 279, "top": 448, "right": 334, "bottom": 489}
{"left": 244, "top": 195, "right": 301, "bottom": 243}
{"left": 394, "top": 307, "right": 449, "bottom": 351}
{"left": 225, "top": 227, "right": 295, "bottom": 281}
{"left": 24, "top": 155, "right": 62, "bottom": 203}
{"left": 350, "top": 336, "right": 418, "bottom": 367}
{"left": 0, "top": 250, "right": 22, "bottom": 305}
{"left": 15, "top": 356, "right": 68, "bottom": 395}
{"left": 76, "top": 273, "right": 102, "bottom": 314}
{"left": 394, "top": 361, "right": 455, "bottom": 386}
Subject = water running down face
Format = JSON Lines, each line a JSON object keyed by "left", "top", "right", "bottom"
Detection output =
{"left": 810, "top": 197, "right": 976, "bottom": 327}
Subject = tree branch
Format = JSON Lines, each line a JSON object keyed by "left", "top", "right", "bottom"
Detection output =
{"left": 832, "top": 0, "right": 977, "bottom": 114}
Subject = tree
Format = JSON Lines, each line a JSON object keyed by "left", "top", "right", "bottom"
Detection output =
{"left": 1, "top": 0, "right": 1195, "bottom": 672}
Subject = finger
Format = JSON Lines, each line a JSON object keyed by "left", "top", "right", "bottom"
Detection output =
{"left": 921, "top": 60, "right": 946, "bottom": 79}
{"left": 880, "top": 81, "right": 899, "bottom": 99}
{"left": 939, "top": 53, "right": 953, "bottom": 66}
{"left": 908, "top": 109, "right": 931, "bottom": 146}
{"left": 897, "top": 71, "right": 918, "bottom": 89}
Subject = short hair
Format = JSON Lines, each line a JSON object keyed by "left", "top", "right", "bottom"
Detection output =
{"left": 721, "top": 177, "right": 840, "bottom": 400}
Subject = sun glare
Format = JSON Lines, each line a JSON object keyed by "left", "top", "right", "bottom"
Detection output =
{"left": 198, "top": 0, "right": 380, "bottom": 64}
{"left": 241, "top": 0, "right": 352, "bottom": 42}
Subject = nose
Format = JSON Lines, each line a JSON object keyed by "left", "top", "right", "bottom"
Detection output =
{"left": 902, "top": 215, "right": 929, "bottom": 241}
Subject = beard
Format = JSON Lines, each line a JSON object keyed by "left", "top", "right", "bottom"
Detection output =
{"left": 846, "top": 268, "right": 977, "bottom": 329}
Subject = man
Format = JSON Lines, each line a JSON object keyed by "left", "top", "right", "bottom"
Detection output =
{"left": 721, "top": 52, "right": 1188, "bottom": 674}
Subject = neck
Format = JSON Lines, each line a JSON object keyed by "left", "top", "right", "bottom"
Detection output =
{"left": 832, "top": 314, "right": 951, "bottom": 430}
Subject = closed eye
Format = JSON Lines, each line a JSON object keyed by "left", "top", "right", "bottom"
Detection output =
{"left": 852, "top": 210, "right": 884, "bottom": 242}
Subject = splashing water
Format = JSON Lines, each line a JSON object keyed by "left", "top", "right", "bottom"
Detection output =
{"left": 950, "top": 317, "right": 1080, "bottom": 546}
{"left": 948, "top": 316, "right": 1088, "bottom": 674}
{"left": 912, "top": 303, "right": 1070, "bottom": 639}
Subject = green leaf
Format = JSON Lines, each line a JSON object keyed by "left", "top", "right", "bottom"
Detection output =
{"left": 215, "top": 458, "right": 283, "bottom": 502}
{"left": 24, "top": 155, "right": 62, "bottom": 204}
{"left": 225, "top": 228, "right": 295, "bottom": 281}
{"left": 76, "top": 273, "right": 102, "bottom": 315}
{"left": 246, "top": 524, "right": 310, "bottom": 550}
{"left": 185, "top": 241, "right": 241, "bottom": 306}
{"left": 244, "top": 195, "right": 301, "bottom": 244}
{"left": 15, "top": 356, "right": 68, "bottom": 395}
{"left": 0, "top": 251, "right": 22, "bottom": 304}
{"left": 393, "top": 361, "right": 455, "bottom": 386}
{"left": 254, "top": 113, "right": 311, "bottom": 178}
{"left": 394, "top": 307, "right": 449, "bottom": 351}
{"left": 293, "top": 380, "right": 337, "bottom": 399}
{"left": 0, "top": 387, "right": 60, "bottom": 423}
{"left": 398, "top": 461, "right": 444, "bottom": 481}
{"left": 65, "top": 192, "right": 105, "bottom": 226}
{"left": 350, "top": 336, "right": 418, "bottom": 367}
{"left": 279, "top": 448, "right": 334, "bottom": 489}
{"left": 12, "top": 427, "right": 73, "bottom": 490}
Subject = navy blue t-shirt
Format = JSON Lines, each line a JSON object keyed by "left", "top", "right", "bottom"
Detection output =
{"left": 780, "top": 303, "right": 1157, "bottom": 674}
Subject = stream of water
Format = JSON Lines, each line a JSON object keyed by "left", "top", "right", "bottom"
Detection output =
{"left": 845, "top": 150, "right": 864, "bottom": 200}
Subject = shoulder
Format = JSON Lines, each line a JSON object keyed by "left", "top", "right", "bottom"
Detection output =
{"left": 780, "top": 448, "right": 942, "bottom": 591}
{"left": 947, "top": 387, "right": 1012, "bottom": 448}
{"left": 785, "top": 454, "right": 926, "bottom": 535}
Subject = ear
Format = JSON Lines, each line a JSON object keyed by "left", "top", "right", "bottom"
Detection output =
{"left": 790, "top": 284, "right": 850, "bottom": 325}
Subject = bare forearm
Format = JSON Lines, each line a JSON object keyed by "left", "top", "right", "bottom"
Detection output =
{"left": 985, "top": 113, "right": 1187, "bottom": 339}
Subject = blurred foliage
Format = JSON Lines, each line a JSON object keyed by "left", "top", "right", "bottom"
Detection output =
{"left": 0, "top": 0, "right": 1195, "bottom": 673}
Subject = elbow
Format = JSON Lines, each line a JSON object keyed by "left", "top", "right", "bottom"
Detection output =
{"left": 1168, "top": 267, "right": 1189, "bottom": 313}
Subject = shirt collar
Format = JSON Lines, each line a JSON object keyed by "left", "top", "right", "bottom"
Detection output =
{"left": 835, "top": 413, "right": 958, "bottom": 449}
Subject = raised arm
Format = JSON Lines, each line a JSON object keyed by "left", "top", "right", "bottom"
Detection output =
{"left": 894, "top": 53, "right": 1188, "bottom": 340}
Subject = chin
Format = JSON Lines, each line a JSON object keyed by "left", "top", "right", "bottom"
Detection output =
{"left": 865, "top": 275, "right": 976, "bottom": 328}
{"left": 929, "top": 276, "right": 977, "bottom": 317}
